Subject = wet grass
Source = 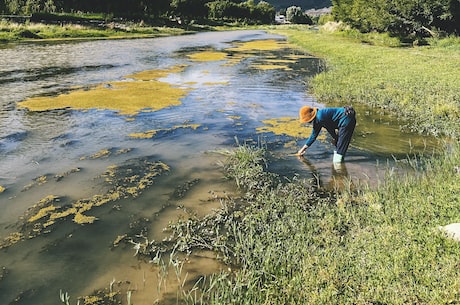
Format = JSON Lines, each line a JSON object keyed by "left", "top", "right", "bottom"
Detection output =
{"left": 148, "top": 143, "right": 460, "bottom": 304}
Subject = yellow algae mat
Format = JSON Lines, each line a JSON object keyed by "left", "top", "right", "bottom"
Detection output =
{"left": 18, "top": 65, "right": 190, "bottom": 116}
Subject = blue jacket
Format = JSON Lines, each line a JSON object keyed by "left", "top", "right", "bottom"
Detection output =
{"left": 304, "top": 107, "right": 354, "bottom": 147}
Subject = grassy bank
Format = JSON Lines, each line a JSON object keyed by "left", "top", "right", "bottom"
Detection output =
{"left": 149, "top": 143, "right": 460, "bottom": 304}
{"left": 0, "top": 20, "right": 189, "bottom": 42}
{"left": 272, "top": 25, "right": 460, "bottom": 138}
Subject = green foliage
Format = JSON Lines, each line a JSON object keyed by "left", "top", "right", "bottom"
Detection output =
{"left": 206, "top": 0, "right": 275, "bottom": 24}
{"left": 317, "top": 13, "right": 334, "bottom": 25}
{"left": 332, "top": 0, "right": 460, "bottom": 38}
{"left": 286, "top": 5, "right": 312, "bottom": 24}
{"left": 0, "top": 19, "right": 187, "bottom": 41}
{"left": 2, "top": 0, "right": 276, "bottom": 25}
{"left": 171, "top": 0, "right": 209, "bottom": 22}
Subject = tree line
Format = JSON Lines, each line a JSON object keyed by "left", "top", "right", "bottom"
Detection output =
{"left": 0, "top": 0, "right": 276, "bottom": 24}
{"left": 1, "top": 0, "right": 458, "bottom": 38}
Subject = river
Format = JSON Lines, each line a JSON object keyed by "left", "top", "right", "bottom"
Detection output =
{"left": 0, "top": 30, "right": 439, "bottom": 304}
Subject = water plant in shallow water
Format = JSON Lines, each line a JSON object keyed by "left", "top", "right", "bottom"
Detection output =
{"left": 129, "top": 124, "right": 201, "bottom": 139}
{"left": 187, "top": 51, "right": 228, "bottom": 62}
{"left": 0, "top": 157, "right": 170, "bottom": 249}
{"left": 17, "top": 65, "right": 190, "bottom": 116}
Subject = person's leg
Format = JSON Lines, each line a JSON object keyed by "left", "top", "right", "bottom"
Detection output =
{"left": 336, "top": 119, "right": 356, "bottom": 157}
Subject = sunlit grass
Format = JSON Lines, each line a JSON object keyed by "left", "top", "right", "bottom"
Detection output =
{"left": 271, "top": 26, "right": 460, "bottom": 138}
{"left": 165, "top": 143, "right": 460, "bottom": 304}
{"left": 0, "top": 20, "right": 186, "bottom": 41}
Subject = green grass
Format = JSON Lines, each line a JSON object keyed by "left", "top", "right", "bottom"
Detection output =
{"left": 169, "top": 143, "right": 460, "bottom": 305}
{"left": 0, "top": 20, "right": 187, "bottom": 42}
{"left": 271, "top": 25, "right": 460, "bottom": 138}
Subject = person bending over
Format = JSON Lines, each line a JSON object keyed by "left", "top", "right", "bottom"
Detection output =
{"left": 297, "top": 105, "right": 356, "bottom": 163}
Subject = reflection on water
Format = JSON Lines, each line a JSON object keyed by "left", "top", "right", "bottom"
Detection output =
{"left": 0, "top": 30, "right": 440, "bottom": 304}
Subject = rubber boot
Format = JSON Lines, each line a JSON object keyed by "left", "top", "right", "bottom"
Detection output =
{"left": 333, "top": 150, "right": 343, "bottom": 163}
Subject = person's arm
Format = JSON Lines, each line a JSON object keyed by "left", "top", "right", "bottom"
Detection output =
{"left": 298, "top": 122, "right": 321, "bottom": 155}
{"left": 297, "top": 144, "right": 308, "bottom": 156}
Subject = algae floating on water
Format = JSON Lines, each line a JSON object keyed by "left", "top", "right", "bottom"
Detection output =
{"left": 257, "top": 117, "right": 307, "bottom": 138}
{"left": 0, "top": 157, "right": 170, "bottom": 249}
{"left": 129, "top": 124, "right": 201, "bottom": 139}
{"left": 187, "top": 51, "right": 228, "bottom": 62}
{"left": 17, "top": 65, "right": 190, "bottom": 116}
{"left": 227, "top": 39, "right": 292, "bottom": 52}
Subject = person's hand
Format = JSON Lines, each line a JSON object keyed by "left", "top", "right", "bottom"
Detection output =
{"left": 297, "top": 145, "right": 308, "bottom": 156}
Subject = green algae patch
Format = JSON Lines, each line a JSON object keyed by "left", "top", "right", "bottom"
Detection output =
{"left": 203, "top": 81, "right": 229, "bottom": 86}
{"left": 265, "top": 59, "right": 297, "bottom": 64}
{"left": 17, "top": 65, "right": 190, "bottom": 116}
{"left": 124, "top": 65, "right": 187, "bottom": 81}
{"left": 0, "top": 157, "right": 170, "bottom": 249}
{"left": 227, "top": 39, "right": 291, "bottom": 52}
{"left": 187, "top": 51, "right": 228, "bottom": 62}
{"left": 256, "top": 117, "right": 326, "bottom": 142}
{"left": 129, "top": 124, "right": 201, "bottom": 139}
{"left": 80, "top": 148, "right": 112, "bottom": 160}
{"left": 251, "top": 64, "right": 292, "bottom": 70}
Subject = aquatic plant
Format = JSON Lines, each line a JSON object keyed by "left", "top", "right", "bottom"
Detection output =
{"left": 227, "top": 39, "right": 292, "bottom": 52}
{"left": 187, "top": 51, "right": 228, "bottom": 62}
{"left": 17, "top": 66, "right": 190, "bottom": 116}
{"left": 59, "top": 278, "right": 123, "bottom": 305}
{"left": 0, "top": 157, "right": 170, "bottom": 249}
{"left": 129, "top": 124, "right": 200, "bottom": 139}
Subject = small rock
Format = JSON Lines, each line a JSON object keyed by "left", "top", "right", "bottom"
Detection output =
{"left": 439, "top": 223, "right": 460, "bottom": 241}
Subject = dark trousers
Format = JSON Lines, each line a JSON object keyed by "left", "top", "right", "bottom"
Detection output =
{"left": 336, "top": 117, "right": 356, "bottom": 156}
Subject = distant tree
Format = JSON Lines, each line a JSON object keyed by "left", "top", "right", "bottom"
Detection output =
{"left": 4, "top": 0, "right": 24, "bottom": 14}
{"left": 207, "top": 0, "right": 235, "bottom": 19}
{"left": 236, "top": 0, "right": 275, "bottom": 23}
{"left": 171, "top": 0, "right": 209, "bottom": 23}
{"left": 43, "top": 0, "right": 55, "bottom": 12}
{"left": 0, "top": 0, "right": 6, "bottom": 13}
{"left": 254, "top": 0, "right": 275, "bottom": 23}
{"left": 146, "top": 0, "right": 170, "bottom": 18}
{"left": 286, "top": 5, "right": 312, "bottom": 24}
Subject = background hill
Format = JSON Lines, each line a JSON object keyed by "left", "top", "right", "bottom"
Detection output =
{"left": 266, "top": 0, "right": 332, "bottom": 10}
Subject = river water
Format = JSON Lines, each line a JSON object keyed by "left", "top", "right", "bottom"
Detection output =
{"left": 0, "top": 30, "right": 439, "bottom": 304}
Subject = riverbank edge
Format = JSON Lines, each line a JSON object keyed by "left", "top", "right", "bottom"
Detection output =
{"left": 0, "top": 21, "right": 211, "bottom": 43}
